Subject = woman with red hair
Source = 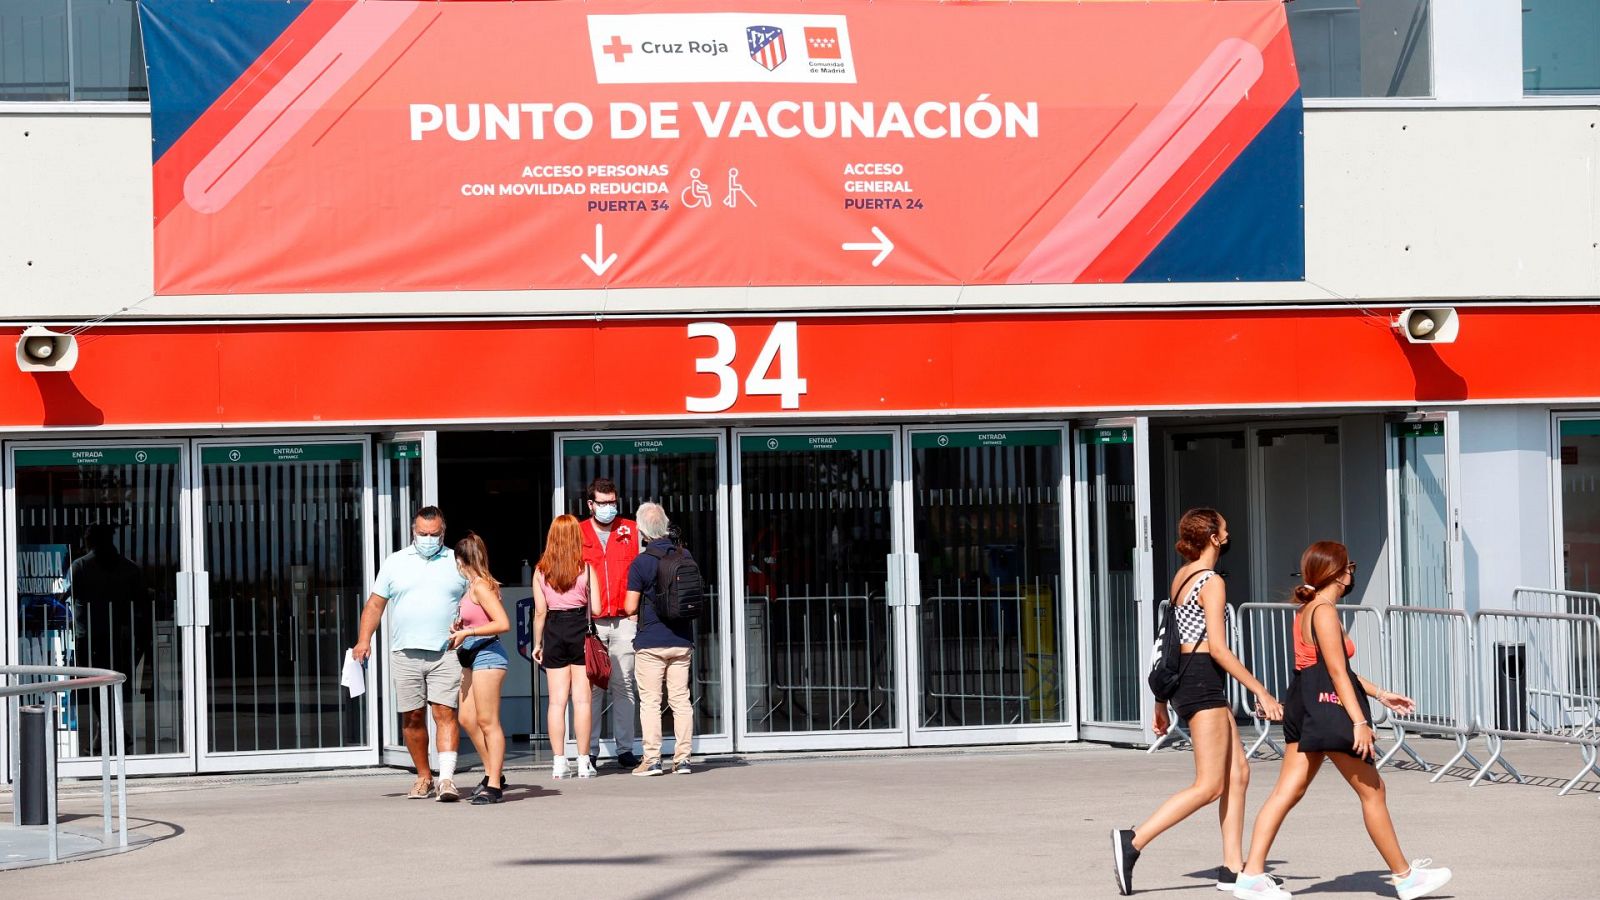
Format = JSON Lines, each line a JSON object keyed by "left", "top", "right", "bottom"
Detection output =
{"left": 1231, "top": 541, "right": 1450, "bottom": 900}
{"left": 532, "top": 514, "right": 602, "bottom": 781}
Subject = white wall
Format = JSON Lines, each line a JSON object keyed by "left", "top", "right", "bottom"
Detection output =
{"left": 1457, "top": 405, "right": 1558, "bottom": 612}
{"left": 0, "top": 104, "right": 1597, "bottom": 322}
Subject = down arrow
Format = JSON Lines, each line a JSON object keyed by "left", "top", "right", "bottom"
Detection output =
{"left": 581, "top": 223, "right": 618, "bottom": 276}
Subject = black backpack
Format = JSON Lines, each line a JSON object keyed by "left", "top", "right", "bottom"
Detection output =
{"left": 1147, "top": 569, "right": 1211, "bottom": 702}
{"left": 644, "top": 542, "right": 705, "bottom": 620}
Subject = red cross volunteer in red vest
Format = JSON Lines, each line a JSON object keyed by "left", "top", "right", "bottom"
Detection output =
{"left": 580, "top": 477, "right": 641, "bottom": 770}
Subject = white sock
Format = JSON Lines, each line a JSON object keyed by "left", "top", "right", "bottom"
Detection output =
{"left": 438, "top": 752, "right": 457, "bottom": 782}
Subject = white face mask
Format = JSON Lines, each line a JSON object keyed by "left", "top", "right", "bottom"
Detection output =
{"left": 414, "top": 535, "right": 443, "bottom": 558}
{"left": 593, "top": 503, "right": 618, "bottom": 525}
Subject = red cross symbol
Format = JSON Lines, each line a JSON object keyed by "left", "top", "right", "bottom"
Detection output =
{"left": 602, "top": 36, "right": 633, "bottom": 63}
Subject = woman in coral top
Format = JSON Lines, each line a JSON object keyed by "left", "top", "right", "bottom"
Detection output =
{"left": 1232, "top": 541, "right": 1450, "bottom": 900}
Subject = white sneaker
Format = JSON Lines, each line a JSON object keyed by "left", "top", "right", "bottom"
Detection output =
{"left": 1389, "top": 860, "right": 1452, "bottom": 900}
{"left": 577, "top": 755, "right": 597, "bottom": 779}
{"left": 551, "top": 757, "right": 572, "bottom": 780}
{"left": 1234, "top": 872, "right": 1292, "bottom": 900}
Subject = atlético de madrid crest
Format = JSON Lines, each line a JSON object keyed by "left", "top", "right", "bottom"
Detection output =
{"left": 747, "top": 25, "right": 787, "bottom": 71}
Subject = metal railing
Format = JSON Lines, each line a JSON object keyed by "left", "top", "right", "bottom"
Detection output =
{"left": 2, "top": 665, "right": 129, "bottom": 864}
{"left": 1471, "top": 609, "right": 1600, "bottom": 794}
{"left": 1231, "top": 603, "right": 1392, "bottom": 760}
{"left": 1513, "top": 586, "right": 1600, "bottom": 619}
{"left": 1376, "top": 606, "right": 1497, "bottom": 781}
{"left": 743, "top": 592, "right": 894, "bottom": 733}
{"left": 1146, "top": 593, "right": 1600, "bottom": 799}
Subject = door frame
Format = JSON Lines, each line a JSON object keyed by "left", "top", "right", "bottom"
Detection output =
{"left": 899, "top": 422, "right": 1078, "bottom": 747}
{"left": 1074, "top": 418, "right": 1157, "bottom": 745}
{"left": 376, "top": 431, "right": 437, "bottom": 767}
{"left": 190, "top": 435, "right": 380, "bottom": 773}
{"left": 3, "top": 438, "right": 199, "bottom": 777}
{"left": 731, "top": 424, "right": 909, "bottom": 751}
{"left": 552, "top": 428, "right": 735, "bottom": 756}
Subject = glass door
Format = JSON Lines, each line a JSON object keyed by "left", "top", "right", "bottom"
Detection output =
{"left": 192, "top": 439, "right": 377, "bottom": 771}
{"left": 903, "top": 427, "right": 1073, "bottom": 745}
{"left": 376, "top": 433, "right": 436, "bottom": 766}
{"left": 733, "top": 429, "right": 906, "bottom": 750}
{"left": 4, "top": 442, "right": 195, "bottom": 776}
{"left": 556, "top": 432, "right": 731, "bottom": 755}
{"left": 1389, "top": 417, "right": 1459, "bottom": 608}
{"left": 1076, "top": 421, "right": 1157, "bottom": 743}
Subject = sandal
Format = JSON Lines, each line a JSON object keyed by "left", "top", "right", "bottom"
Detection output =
{"left": 407, "top": 777, "right": 434, "bottom": 800}
{"left": 470, "top": 784, "right": 504, "bottom": 805}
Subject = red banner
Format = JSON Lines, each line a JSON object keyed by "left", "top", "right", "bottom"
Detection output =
{"left": 4, "top": 307, "right": 1594, "bottom": 429}
{"left": 143, "top": 0, "right": 1303, "bottom": 295}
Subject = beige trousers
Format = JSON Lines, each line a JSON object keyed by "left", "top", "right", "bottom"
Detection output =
{"left": 633, "top": 646, "right": 693, "bottom": 763}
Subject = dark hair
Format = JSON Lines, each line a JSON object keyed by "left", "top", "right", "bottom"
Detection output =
{"left": 1174, "top": 508, "right": 1224, "bottom": 561}
{"left": 586, "top": 478, "right": 618, "bottom": 502}
{"left": 1293, "top": 541, "right": 1350, "bottom": 605}
{"left": 414, "top": 505, "right": 444, "bottom": 525}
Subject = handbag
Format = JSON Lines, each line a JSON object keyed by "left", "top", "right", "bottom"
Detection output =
{"left": 584, "top": 621, "right": 613, "bottom": 691}
{"left": 1296, "top": 650, "right": 1377, "bottom": 760}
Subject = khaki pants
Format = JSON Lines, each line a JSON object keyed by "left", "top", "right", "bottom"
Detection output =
{"left": 589, "top": 616, "right": 637, "bottom": 751}
{"left": 634, "top": 646, "right": 693, "bottom": 763}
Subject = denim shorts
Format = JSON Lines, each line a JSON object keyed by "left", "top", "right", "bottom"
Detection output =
{"left": 461, "top": 636, "right": 509, "bottom": 671}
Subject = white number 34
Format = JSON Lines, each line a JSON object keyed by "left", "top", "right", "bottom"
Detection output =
{"left": 685, "top": 321, "right": 808, "bottom": 412}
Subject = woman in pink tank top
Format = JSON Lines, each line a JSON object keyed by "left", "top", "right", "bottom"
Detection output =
{"left": 532, "top": 515, "right": 602, "bottom": 780}
{"left": 447, "top": 532, "right": 510, "bottom": 804}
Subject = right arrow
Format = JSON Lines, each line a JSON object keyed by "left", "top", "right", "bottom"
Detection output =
{"left": 841, "top": 226, "right": 894, "bottom": 267}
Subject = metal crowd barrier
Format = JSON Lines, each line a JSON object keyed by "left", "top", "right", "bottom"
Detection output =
{"left": 1513, "top": 586, "right": 1600, "bottom": 620}
{"left": 1470, "top": 609, "right": 1600, "bottom": 795}
{"left": 2, "top": 665, "right": 129, "bottom": 864}
{"left": 1377, "top": 606, "right": 1499, "bottom": 781}
{"left": 1231, "top": 603, "right": 1393, "bottom": 761}
{"left": 1145, "top": 595, "right": 1600, "bottom": 799}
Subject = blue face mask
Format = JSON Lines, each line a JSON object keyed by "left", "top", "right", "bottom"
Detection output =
{"left": 593, "top": 504, "right": 618, "bottom": 525}
{"left": 414, "top": 535, "right": 443, "bottom": 558}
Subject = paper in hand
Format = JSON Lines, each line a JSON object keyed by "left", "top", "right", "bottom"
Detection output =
{"left": 342, "top": 649, "right": 367, "bottom": 698}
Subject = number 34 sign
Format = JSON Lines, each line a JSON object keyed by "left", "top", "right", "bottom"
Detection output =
{"left": 685, "top": 321, "right": 807, "bottom": 412}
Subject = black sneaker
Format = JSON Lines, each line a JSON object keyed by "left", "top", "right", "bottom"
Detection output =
{"left": 589, "top": 753, "right": 599, "bottom": 772}
{"left": 1216, "top": 866, "right": 1284, "bottom": 892}
{"left": 617, "top": 751, "right": 640, "bottom": 769}
{"left": 1112, "top": 828, "right": 1139, "bottom": 896}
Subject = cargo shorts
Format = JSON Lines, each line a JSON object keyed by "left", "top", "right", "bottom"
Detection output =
{"left": 390, "top": 648, "right": 462, "bottom": 712}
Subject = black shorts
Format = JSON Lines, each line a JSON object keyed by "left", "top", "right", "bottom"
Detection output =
{"left": 1172, "top": 653, "right": 1230, "bottom": 720}
{"left": 541, "top": 608, "right": 588, "bottom": 670}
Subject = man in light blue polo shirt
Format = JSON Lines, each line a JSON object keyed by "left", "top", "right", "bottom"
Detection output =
{"left": 353, "top": 506, "right": 470, "bottom": 802}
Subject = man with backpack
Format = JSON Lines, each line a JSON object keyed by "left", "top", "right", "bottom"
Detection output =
{"left": 624, "top": 502, "right": 702, "bottom": 776}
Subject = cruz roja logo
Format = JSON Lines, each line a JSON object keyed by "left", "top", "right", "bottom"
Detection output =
{"left": 746, "top": 25, "right": 787, "bottom": 71}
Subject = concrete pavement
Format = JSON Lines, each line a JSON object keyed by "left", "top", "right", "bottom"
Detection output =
{"left": 2, "top": 739, "right": 1596, "bottom": 899}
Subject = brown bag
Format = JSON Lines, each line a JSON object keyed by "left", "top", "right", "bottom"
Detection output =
{"left": 584, "top": 621, "right": 612, "bottom": 690}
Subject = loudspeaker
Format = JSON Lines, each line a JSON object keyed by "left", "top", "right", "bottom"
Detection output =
{"left": 15, "top": 325, "right": 79, "bottom": 372}
{"left": 1395, "top": 308, "right": 1459, "bottom": 344}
